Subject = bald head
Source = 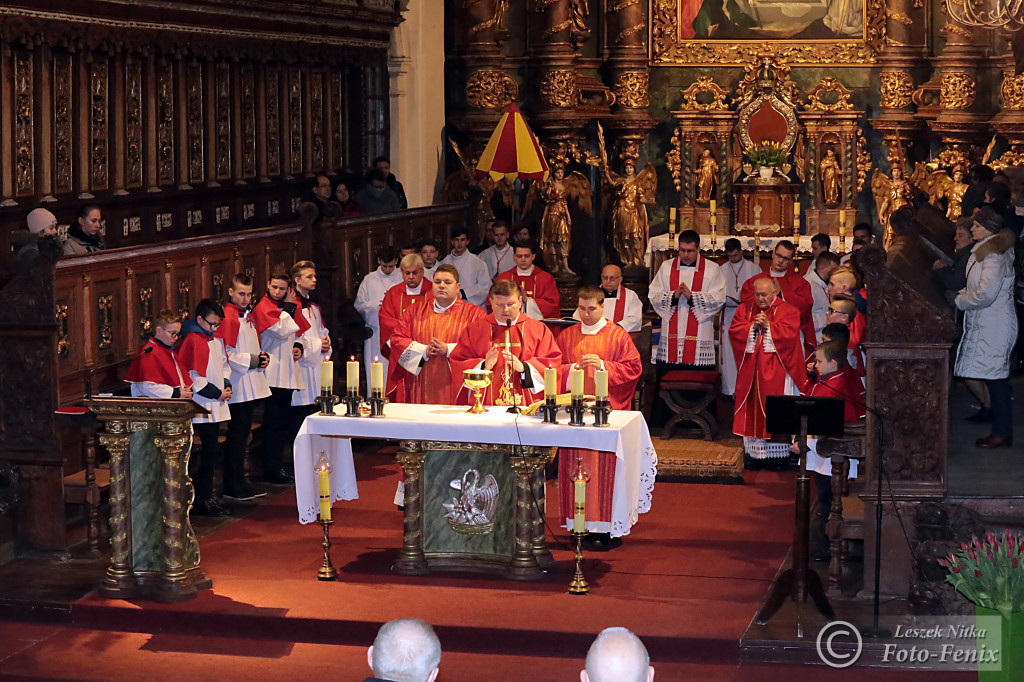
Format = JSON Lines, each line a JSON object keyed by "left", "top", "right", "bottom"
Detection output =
{"left": 753, "top": 277, "right": 780, "bottom": 310}
{"left": 601, "top": 265, "right": 624, "bottom": 292}
{"left": 368, "top": 618, "right": 441, "bottom": 682}
{"left": 582, "top": 628, "right": 654, "bottom": 682}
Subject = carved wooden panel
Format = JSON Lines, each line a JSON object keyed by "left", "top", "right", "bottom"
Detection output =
{"left": 90, "top": 56, "right": 110, "bottom": 190}
{"left": 240, "top": 65, "right": 257, "bottom": 178}
{"left": 157, "top": 59, "right": 175, "bottom": 185}
{"left": 15, "top": 49, "right": 35, "bottom": 196}
{"left": 186, "top": 61, "right": 204, "bottom": 184}
{"left": 53, "top": 53, "right": 74, "bottom": 194}
{"left": 310, "top": 71, "right": 325, "bottom": 171}
{"left": 125, "top": 58, "right": 143, "bottom": 188}
{"left": 265, "top": 67, "right": 281, "bottom": 177}
{"left": 214, "top": 62, "right": 231, "bottom": 180}
{"left": 208, "top": 255, "right": 233, "bottom": 302}
{"left": 54, "top": 280, "right": 80, "bottom": 368}
{"left": 288, "top": 68, "right": 303, "bottom": 175}
{"left": 89, "top": 275, "right": 124, "bottom": 363}
{"left": 173, "top": 262, "right": 199, "bottom": 318}
{"left": 330, "top": 70, "right": 343, "bottom": 169}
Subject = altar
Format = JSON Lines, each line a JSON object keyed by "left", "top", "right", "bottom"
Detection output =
{"left": 293, "top": 403, "right": 657, "bottom": 580}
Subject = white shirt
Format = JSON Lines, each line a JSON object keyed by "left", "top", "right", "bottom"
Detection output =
{"left": 292, "top": 299, "right": 332, "bottom": 406}
{"left": 440, "top": 250, "right": 491, "bottom": 308}
{"left": 259, "top": 303, "right": 304, "bottom": 390}
{"left": 224, "top": 308, "right": 271, "bottom": 404}
{"left": 721, "top": 258, "right": 762, "bottom": 309}
{"left": 573, "top": 286, "right": 643, "bottom": 333}
{"left": 480, "top": 243, "right": 515, "bottom": 279}
{"left": 188, "top": 334, "right": 232, "bottom": 424}
{"left": 804, "top": 269, "right": 829, "bottom": 343}
{"left": 354, "top": 267, "right": 403, "bottom": 333}
{"left": 423, "top": 262, "right": 438, "bottom": 281}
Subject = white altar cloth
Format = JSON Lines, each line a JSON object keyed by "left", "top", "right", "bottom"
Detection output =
{"left": 293, "top": 403, "right": 658, "bottom": 536}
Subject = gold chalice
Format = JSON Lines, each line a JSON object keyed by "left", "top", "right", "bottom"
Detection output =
{"left": 463, "top": 369, "right": 493, "bottom": 414}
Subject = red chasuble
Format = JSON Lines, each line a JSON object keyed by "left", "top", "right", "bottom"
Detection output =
{"left": 378, "top": 283, "right": 432, "bottom": 360}
{"left": 730, "top": 296, "right": 808, "bottom": 440}
{"left": 250, "top": 294, "right": 311, "bottom": 337}
{"left": 386, "top": 298, "right": 484, "bottom": 403}
{"left": 740, "top": 271, "right": 817, "bottom": 355}
{"left": 807, "top": 366, "right": 865, "bottom": 423}
{"left": 555, "top": 322, "right": 642, "bottom": 531}
{"left": 450, "top": 314, "right": 562, "bottom": 406}
{"left": 125, "top": 338, "right": 192, "bottom": 389}
{"left": 494, "top": 268, "right": 561, "bottom": 319}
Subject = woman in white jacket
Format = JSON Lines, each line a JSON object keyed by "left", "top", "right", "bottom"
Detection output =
{"left": 954, "top": 207, "right": 1018, "bottom": 448}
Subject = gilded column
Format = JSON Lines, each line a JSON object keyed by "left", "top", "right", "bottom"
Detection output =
{"left": 98, "top": 421, "right": 136, "bottom": 598}
{"left": 991, "top": 32, "right": 1024, "bottom": 166}
{"left": 394, "top": 446, "right": 428, "bottom": 574}
{"left": 872, "top": 0, "right": 929, "bottom": 158}
{"left": 153, "top": 421, "right": 198, "bottom": 602}
{"left": 529, "top": 0, "right": 578, "bottom": 138}
{"left": 508, "top": 455, "right": 543, "bottom": 580}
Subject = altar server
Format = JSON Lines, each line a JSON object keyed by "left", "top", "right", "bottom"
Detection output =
{"left": 440, "top": 226, "right": 491, "bottom": 308}
{"left": 719, "top": 239, "right": 762, "bottom": 396}
{"left": 386, "top": 264, "right": 484, "bottom": 404}
{"left": 649, "top": 230, "right": 726, "bottom": 369}
{"left": 805, "top": 251, "right": 840, "bottom": 343}
{"left": 379, "top": 254, "right": 432, "bottom": 360}
{"left": 290, "top": 260, "right": 332, "bottom": 421}
{"left": 731, "top": 277, "right": 808, "bottom": 465}
{"left": 355, "top": 246, "right": 402, "bottom": 390}
{"left": 178, "top": 299, "right": 233, "bottom": 516}
{"left": 478, "top": 220, "right": 516, "bottom": 279}
{"left": 493, "top": 240, "right": 560, "bottom": 320}
{"left": 450, "top": 279, "right": 562, "bottom": 407}
{"left": 125, "top": 310, "right": 192, "bottom": 400}
{"left": 252, "top": 268, "right": 310, "bottom": 484}
{"left": 215, "top": 274, "right": 270, "bottom": 502}
{"left": 556, "top": 286, "right": 642, "bottom": 550}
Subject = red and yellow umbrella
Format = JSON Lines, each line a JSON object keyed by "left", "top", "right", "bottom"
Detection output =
{"left": 475, "top": 103, "right": 549, "bottom": 183}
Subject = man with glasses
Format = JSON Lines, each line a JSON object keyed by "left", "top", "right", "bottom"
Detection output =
{"left": 826, "top": 293, "right": 865, "bottom": 384}
{"left": 740, "top": 240, "right": 817, "bottom": 356}
{"left": 125, "top": 310, "right": 193, "bottom": 400}
{"left": 581, "top": 265, "right": 643, "bottom": 333}
{"left": 178, "top": 299, "right": 233, "bottom": 516}
{"left": 356, "top": 245, "right": 403, "bottom": 390}
{"left": 308, "top": 175, "right": 341, "bottom": 219}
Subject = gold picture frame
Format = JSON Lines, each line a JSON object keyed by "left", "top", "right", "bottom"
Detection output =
{"left": 650, "top": 0, "right": 887, "bottom": 66}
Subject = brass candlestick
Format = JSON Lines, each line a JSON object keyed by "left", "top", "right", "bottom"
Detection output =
{"left": 317, "top": 518, "right": 337, "bottom": 581}
{"left": 568, "top": 530, "right": 589, "bottom": 595}
{"left": 539, "top": 397, "right": 559, "bottom": 424}
{"left": 341, "top": 390, "right": 362, "bottom": 417}
{"left": 367, "top": 390, "right": 387, "bottom": 418}
{"left": 567, "top": 397, "right": 587, "bottom": 427}
{"left": 591, "top": 398, "right": 611, "bottom": 427}
{"left": 314, "top": 390, "right": 339, "bottom": 416}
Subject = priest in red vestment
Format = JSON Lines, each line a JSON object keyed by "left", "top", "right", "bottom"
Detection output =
{"left": 731, "top": 277, "right": 809, "bottom": 465}
{"left": 386, "top": 264, "right": 484, "bottom": 404}
{"left": 556, "top": 286, "right": 642, "bottom": 550}
{"left": 493, "top": 240, "right": 560, "bottom": 320}
{"left": 125, "top": 310, "right": 193, "bottom": 399}
{"left": 379, "top": 253, "right": 432, "bottom": 360}
{"left": 740, "top": 240, "right": 817, "bottom": 355}
{"left": 450, "top": 279, "right": 562, "bottom": 407}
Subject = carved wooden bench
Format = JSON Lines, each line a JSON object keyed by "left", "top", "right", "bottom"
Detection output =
{"left": 658, "top": 369, "right": 721, "bottom": 441}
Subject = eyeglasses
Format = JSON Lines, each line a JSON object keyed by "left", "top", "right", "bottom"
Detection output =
{"left": 826, "top": 307, "right": 849, "bottom": 316}
{"left": 202, "top": 317, "right": 221, "bottom": 329}
{"left": 162, "top": 329, "right": 180, "bottom": 338}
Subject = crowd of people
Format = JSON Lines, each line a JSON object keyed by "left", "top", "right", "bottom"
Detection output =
{"left": 364, "top": 619, "right": 654, "bottom": 682}
{"left": 308, "top": 156, "right": 409, "bottom": 218}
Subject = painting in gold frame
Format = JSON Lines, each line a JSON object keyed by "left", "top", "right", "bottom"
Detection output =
{"left": 650, "top": 0, "right": 887, "bottom": 66}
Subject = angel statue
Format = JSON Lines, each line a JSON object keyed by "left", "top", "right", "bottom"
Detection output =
{"left": 910, "top": 163, "right": 969, "bottom": 221}
{"left": 523, "top": 164, "right": 592, "bottom": 276}
{"left": 871, "top": 162, "right": 915, "bottom": 249}
{"left": 695, "top": 149, "right": 718, "bottom": 203}
{"left": 819, "top": 149, "right": 841, "bottom": 205}
{"left": 604, "top": 158, "right": 657, "bottom": 267}
{"left": 440, "top": 139, "right": 518, "bottom": 240}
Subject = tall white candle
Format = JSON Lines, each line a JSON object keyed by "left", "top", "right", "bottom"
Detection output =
{"left": 346, "top": 357, "right": 359, "bottom": 392}
{"left": 570, "top": 368, "right": 584, "bottom": 398}
{"left": 595, "top": 369, "right": 608, "bottom": 400}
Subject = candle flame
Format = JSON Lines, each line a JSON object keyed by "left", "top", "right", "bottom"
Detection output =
{"left": 373, "top": 356, "right": 379, "bottom": 362}
{"left": 350, "top": 355, "right": 355, "bottom": 361}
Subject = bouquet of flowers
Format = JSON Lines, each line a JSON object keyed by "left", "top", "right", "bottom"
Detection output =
{"left": 938, "top": 530, "right": 1024, "bottom": 619}
{"left": 745, "top": 141, "right": 787, "bottom": 170}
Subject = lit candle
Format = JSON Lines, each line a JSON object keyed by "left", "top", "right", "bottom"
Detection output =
{"left": 709, "top": 199, "right": 716, "bottom": 214}
{"left": 544, "top": 366, "right": 557, "bottom": 398}
{"left": 573, "top": 468, "right": 586, "bottom": 533}
{"left": 570, "top": 368, "right": 584, "bottom": 399}
{"left": 595, "top": 369, "right": 608, "bottom": 401}
{"left": 370, "top": 356, "right": 383, "bottom": 394}
{"left": 317, "top": 452, "right": 332, "bottom": 522}
{"left": 346, "top": 356, "right": 359, "bottom": 392}
{"left": 320, "top": 360, "right": 334, "bottom": 392}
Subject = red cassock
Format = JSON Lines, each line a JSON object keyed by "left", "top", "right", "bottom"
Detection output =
{"left": 449, "top": 314, "right": 562, "bottom": 406}
{"left": 378, "top": 283, "right": 433, "bottom": 360}
{"left": 124, "top": 338, "right": 192, "bottom": 390}
{"left": 494, "top": 268, "right": 561, "bottom": 319}
{"left": 555, "top": 322, "right": 642, "bottom": 532}
{"left": 807, "top": 366, "right": 865, "bottom": 423}
{"left": 385, "top": 298, "right": 484, "bottom": 403}
{"left": 730, "top": 297, "right": 808, "bottom": 440}
{"left": 740, "top": 272, "right": 818, "bottom": 355}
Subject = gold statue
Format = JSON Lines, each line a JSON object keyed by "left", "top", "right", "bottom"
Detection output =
{"left": 871, "top": 163, "right": 914, "bottom": 249}
{"left": 604, "top": 159, "right": 657, "bottom": 268}
{"left": 570, "top": 0, "right": 590, "bottom": 44}
{"left": 910, "top": 162, "right": 969, "bottom": 221}
{"left": 946, "top": 166, "right": 968, "bottom": 220}
{"left": 819, "top": 149, "right": 841, "bottom": 205}
{"left": 523, "top": 164, "right": 592, "bottom": 277}
{"left": 695, "top": 149, "right": 719, "bottom": 203}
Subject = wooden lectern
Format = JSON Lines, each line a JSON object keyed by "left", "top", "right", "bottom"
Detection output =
{"left": 85, "top": 397, "right": 210, "bottom": 603}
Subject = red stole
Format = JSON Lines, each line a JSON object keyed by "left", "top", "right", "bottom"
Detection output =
{"left": 215, "top": 303, "right": 243, "bottom": 348}
{"left": 125, "top": 338, "right": 192, "bottom": 388}
{"left": 668, "top": 256, "right": 706, "bottom": 365}
{"left": 178, "top": 331, "right": 213, "bottom": 374}
{"left": 609, "top": 287, "right": 626, "bottom": 324}
{"left": 251, "top": 294, "right": 311, "bottom": 337}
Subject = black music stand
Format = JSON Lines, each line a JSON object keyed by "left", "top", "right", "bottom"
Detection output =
{"left": 755, "top": 395, "right": 844, "bottom": 626}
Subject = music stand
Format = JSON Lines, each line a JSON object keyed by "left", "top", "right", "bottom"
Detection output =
{"left": 755, "top": 395, "right": 844, "bottom": 626}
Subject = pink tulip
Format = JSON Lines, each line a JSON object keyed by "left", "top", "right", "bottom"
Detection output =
{"left": 976, "top": 570, "right": 983, "bottom": 577}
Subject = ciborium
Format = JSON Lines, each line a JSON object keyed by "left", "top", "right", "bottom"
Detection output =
{"left": 463, "top": 369, "right": 493, "bottom": 414}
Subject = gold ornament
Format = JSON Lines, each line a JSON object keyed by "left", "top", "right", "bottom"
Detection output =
{"left": 856, "top": 130, "right": 871, "bottom": 194}
{"left": 613, "top": 71, "right": 649, "bottom": 108}
{"left": 880, "top": 71, "right": 914, "bottom": 108}
{"left": 679, "top": 76, "right": 728, "bottom": 111}
{"left": 465, "top": 70, "right": 519, "bottom": 110}
{"left": 940, "top": 71, "right": 976, "bottom": 110}
{"left": 540, "top": 69, "right": 577, "bottom": 108}
{"left": 1001, "top": 70, "right": 1024, "bottom": 111}
{"left": 695, "top": 148, "right": 718, "bottom": 203}
{"left": 666, "top": 126, "right": 683, "bottom": 192}
{"left": 887, "top": 9, "right": 913, "bottom": 25}
{"left": 805, "top": 77, "right": 854, "bottom": 112}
